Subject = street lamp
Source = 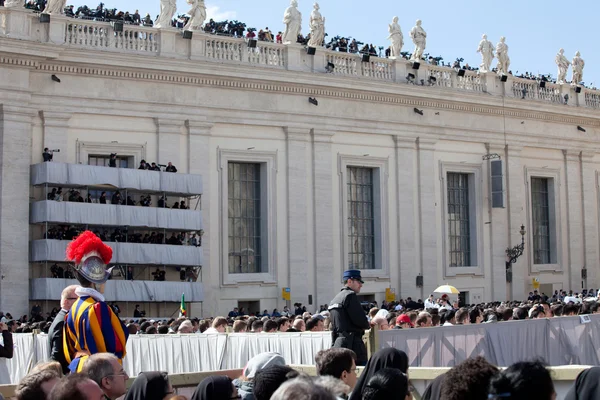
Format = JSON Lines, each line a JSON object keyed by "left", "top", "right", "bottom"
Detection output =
{"left": 505, "top": 225, "right": 526, "bottom": 282}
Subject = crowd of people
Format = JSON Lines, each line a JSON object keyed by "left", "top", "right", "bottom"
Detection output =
{"left": 4, "top": 330, "right": 597, "bottom": 400}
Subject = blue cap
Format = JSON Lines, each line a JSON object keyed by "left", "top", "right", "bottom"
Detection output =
{"left": 343, "top": 269, "right": 364, "bottom": 283}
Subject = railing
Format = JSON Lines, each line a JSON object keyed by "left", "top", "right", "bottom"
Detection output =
{"left": 426, "top": 66, "right": 453, "bottom": 88}
{"left": 456, "top": 70, "right": 486, "bottom": 92}
{"left": 362, "top": 57, "right": 394, "bottom": 81}
{"left": 511, "top": 77, "right": 538, "bottom": 100}
{"left": 65, "top": 20, "right": 158, "bottom": 53}
{"left": 538, "top": 82, "right": 564, "bottom": 104}
{"left": 585, "top": 90, "right": 600, "bottom": 108}
{"left": 326, "top": 53, "right": 359, "bottom": 77}
{"left": 205, "top": 37, "right": 285, "bottom": 68}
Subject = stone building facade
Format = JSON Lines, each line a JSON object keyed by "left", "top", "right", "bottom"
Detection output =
{"left": 1, "top": 8, "right": 600, "bottom": 317}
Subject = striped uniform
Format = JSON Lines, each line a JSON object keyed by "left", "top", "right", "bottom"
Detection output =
{"left": 63, "top": 296, "right": 129, "bottom": 373}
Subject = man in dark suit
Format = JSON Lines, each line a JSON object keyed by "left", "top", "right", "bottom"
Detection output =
{"left": 48, "top": 285, "right": 78, "bottom": 373}
{"left": 0, "top": 321, "right": 13, "bottom": 359}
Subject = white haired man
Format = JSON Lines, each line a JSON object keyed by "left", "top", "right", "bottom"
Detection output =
{"left": 48, "top": 285, "right": 79, "bottom": 373}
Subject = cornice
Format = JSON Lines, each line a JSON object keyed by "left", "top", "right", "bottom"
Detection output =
{"left": 2, "top": 55, "right": 600, "bottom": 129}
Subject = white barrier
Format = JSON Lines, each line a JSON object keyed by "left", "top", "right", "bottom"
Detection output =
{"left": 0, "top": 332, "right": 332, "bottom": 384}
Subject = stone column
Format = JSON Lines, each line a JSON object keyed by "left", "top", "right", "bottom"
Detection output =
{"left": 156, "top": 118, "right": 183, "bottom": 170}
{"left": 580, "top": 152, "right": 598, "bottom": 289}
{"left": 312, "top": 129, "right": 334, "bottom": 309}
{"left": 416, "top": 138, "right": 437, "bottom": 298}
{"left": 392, "top": 59, "right": 409, "bottom": 84}
{"left": 3, "top": 8, "right": 33, "bottom": 40}
{"left": 48, "top": 14, "right": 68, "bottom": 45}
{"left": 158, "top": 29, "right": 178, "bottom": 59}
{"left": 40, "top": 111, "right": 70, "bottom": 162}
{"left": 505, "top": 146, "right": 526, "bottom": 299}
{"left": 0, "top": 105, "right": 33, "bottom": 317}
{"left": 394, "top": 136, "right": 418, "bottom": 298}
{"left": 486, "top": 144, "right": 508, "bottom": 302}
{"left": 189, "top": 32, "right": 207, "bottom": 61}
{"left": 564, "top": 150, "right": 584, "bottom": 290}
{"left": 186, "top": 120, "right": 212, "bottom": 317}
{"left": 285, "top": 127, "right": 311, "bottom": 308}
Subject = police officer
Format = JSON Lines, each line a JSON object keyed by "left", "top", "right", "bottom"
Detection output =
{"left": 328, "top": 269, "right": 370, "bottom": 365}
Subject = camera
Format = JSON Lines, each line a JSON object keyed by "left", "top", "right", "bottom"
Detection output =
{"left": 51, "top": 149, "right": 60, "bottom": 152}
{"left": 110, "top": 153, "right": 117, "bottom": 157}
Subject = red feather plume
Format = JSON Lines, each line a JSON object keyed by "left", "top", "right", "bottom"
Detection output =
{"left": 66, "top": 231, "right": 113, "bottom": 265}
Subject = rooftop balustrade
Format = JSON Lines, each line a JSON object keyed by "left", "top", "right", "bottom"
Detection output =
{"left": 1, "top": 7, "right": 599, "bottom": 110}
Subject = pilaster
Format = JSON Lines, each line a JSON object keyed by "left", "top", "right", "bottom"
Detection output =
{"left": 285, "top": 44, "right": 306, "bottom": 73}
{"left": 563, "top": 149, "right": 584, "bottom": 290}
{"left": 158, "top": 29, "right": 178, "bottom": 59}
{"left": 312, "top": 129, "right": 334, "bottom": 308}
{"left": 392, "top": 60, "right": 409, "bottom": 84}
{"left": 285, "top": 127, "right": 311, "bottom": 308}
{"left": 48, "top": 14, "right": 68, "bottom": 45}
{"left": 416, "top": 137, "right": 438, "bottom": 298}
{"left": 156, "top": 118, "right": 183, "bottom": 169}
{"left": 189, "top": 32, "right": 207, "bottom": 61}
{"left": 0, "top": 105, "right": 34, "bottom": 317}
{"left": 580, "top": 152, "right": 597, "bottom": 289}
{"left": 505, "top": 146, "right": 525, "bottom": 299}
{"left": 486, "top": 144, "right": 508, "bottom": 301}
{"left": 186, "top": 120, "right": 212, "bottom": 316}
{"left": 394, "top": 136, "right": 417, "bottom": 299}
{"left": 40, "top": 111, "right": 70, "bottom": 163}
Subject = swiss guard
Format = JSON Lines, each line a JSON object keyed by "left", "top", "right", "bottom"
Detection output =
{"left": 63, "top": 231, "right": 129, "bottom": 373}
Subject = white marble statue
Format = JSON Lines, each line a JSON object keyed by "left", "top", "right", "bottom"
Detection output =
{"left": 307, "top": 3, "right": 325, "bottom": 48}
{"left": 183, "top": 0, "right": 206, "bottom": 31}
{"left": 44, "top": 0, "right": 67, "bottom": 14}
{"left": 387, "top": 16, "right": 404, "bottom": 59}
{"left": 495, "top": 36, "right": 510, "bottom": 75}
{"left": 3, "top": 0, "right": 23, "bottom": 7}
{"left": 155, "top": 0, "right": 177, "bottom": 29}
{"left": 571, "top": 51, "right": 585, "bottom": 85}
{"left": 477, "top": 34, "right": 494, "bottom": 73}
{"left": 409, "top": 19, "right": 426, "bottom": 61}
{"left": 282, "top": 0, "right": 302, "bottom": 44}
{"left": 555, "top": 48, "right": 570, "bottom": 84}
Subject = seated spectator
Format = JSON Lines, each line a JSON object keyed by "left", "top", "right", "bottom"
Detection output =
{"left": 178, "top": 320, "right": 194, "bottom": 333}
{"left": 0, "top": 321, "right": 13, "bottom": 358}
{"left": 15, "top": 370, "right": 60, "bottom": 400}
{"left": 179, "top": 200, "right": 188, "bottom": 210}
{"left": 234, "top": 352, "right": 286, "bottom": 400}
{"left": 150, "top": 162, "right": 161, "bottom": 171}
{"left": 489, "top": 361, "right": 555, "bottom": 400}
{"left": 306, "top": 316, "right": 324, "bottom": 332}
{"left": 395, "top": 314, "right": 413, "bottom": 329}
{"left": 191, "top": 376, "right": 237, "bottom": 400}
{"left": 277, "top": 317, "right": 290, "bottom": 332}
{"left": 111, "top": 191, "right": 122, "bottom": 205}
{"left": 172, "top": 202, "right": 179, "bottom": 209}
{"left": 138, "top": 160, "right": 148, "bottom": 170}
{"left": 99, "top": 192, "right": 107, "bottom": 204}
{"left": 349, "top": 348, "right": 408, "bottom": 400}
{"left": 204, "top": 317, "right": 227, "bottom": 334}
{"left": 30, "top": 361, "right": 63, "bottom": 377}
{"left": 441, "top": 356, "right": 499, "bottom": 400}
{"left": 251, "top": 320, "right": 263, "bottom": 333}
{"left": 370, "top": 316, "right": 390, "bottom": 330}
{"left": 361, "top": 368, "right": 410, "bottom": 400}
{"left": 157, "top": 196, "right": 166, "bottom": 208}
{"left": 441, "top": 309, "right": 456, "bottom": 326}
{"left": 123, "top": 372, "right": 173, "bottom": 400}
{"left": 49, "top": 373, "right": 104, "bottom": 400}
{"left": 415, "top": 311, "right": 432, "bottom": 327}
{"left": 233, "top": 320, "right": 247, "bottom": 333}
{"left": 83, "top": 353, "right": 129, "bottom": 400}
{"left": 270, "top": 376, "right": 336, "bottom": 400}
{"left": 253, "top": 365, "right": 297, "bottom": 400}
{"left": 292, "top": 318, "right": 305, "bottom": 332}
{"left": 565, "top": 366, "right": 600, "bottom": 399}
{"left": 455, "top": 308, "right": 469, "bottom": 325}
{"left": 263, "top": 320, "right": 278, "bottom": 333}
{"left": 165, "top": 162, "right": 177, "bottom": 173}
{"left": 315, "top": 348, "right": 358, "bottom": 390}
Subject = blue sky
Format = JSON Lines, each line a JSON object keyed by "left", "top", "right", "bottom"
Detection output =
{"left": 68, "top": 0, "right": 599, "bottom": 86}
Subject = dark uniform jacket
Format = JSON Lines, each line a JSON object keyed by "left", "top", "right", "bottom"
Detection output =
{"left": 0, "top": 329, "right": 13, "bottom": 359}
{"left": 328, "top": 286, "right": 370, "bottom": 365}
{"left": 48, "top": 309, "right": 69, "bottom": 373}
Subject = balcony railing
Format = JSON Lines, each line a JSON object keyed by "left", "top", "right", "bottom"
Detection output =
{"left": 31, "top": 239, "right": 203, "bottom": 266}
{"left": 31, "top": 163, "right": 203, "bottom": 196}
{"left": 1, "top": 8, "right": 599, "bottom": 110}
{"left": 31, "top": 200, "right": 202, "bottom": 231}
{"left": 30, "top": 277, "right": 203, "bottom": 302}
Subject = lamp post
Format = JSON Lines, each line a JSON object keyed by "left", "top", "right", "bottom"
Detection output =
{"left": 505, "top": 225, "right": 526, "bottom": 282}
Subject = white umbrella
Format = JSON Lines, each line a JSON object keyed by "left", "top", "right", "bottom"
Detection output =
{"left": 433, "top": 284, "right": 460, "bottom": 295}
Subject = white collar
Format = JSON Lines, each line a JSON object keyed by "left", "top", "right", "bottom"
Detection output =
{"left": 75, "top": 286, "right": 105, "bottom": 302}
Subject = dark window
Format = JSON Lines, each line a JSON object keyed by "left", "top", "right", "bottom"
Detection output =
{"left": 347, "top": 167, "right": 375, "bottom": 269}
{"left": 531, "top": 177, "right": 551, "bottom": 264}
{"left": 447, "top": 172, "right": 471, "bottom": 267}
{"left": 228, "top": 163, "right": 262, "bottom": 273}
